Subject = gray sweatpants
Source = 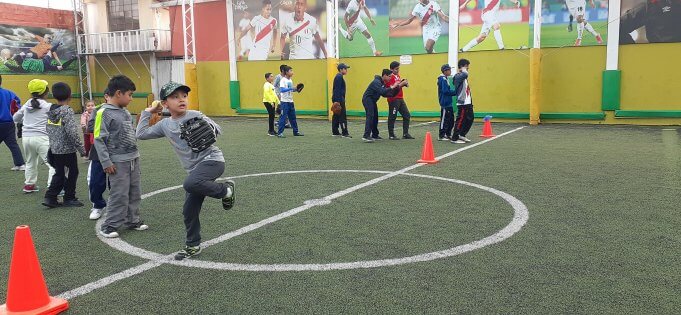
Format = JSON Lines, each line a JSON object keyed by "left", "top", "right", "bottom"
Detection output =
{"left": 183, "top": 160, "right": 227, "bottom": 246}
{"left": 102, "top": 157, "right": 142, "bottom": 230}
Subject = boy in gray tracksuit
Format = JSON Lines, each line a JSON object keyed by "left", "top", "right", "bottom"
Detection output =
{"left": 136, "top": 81, "right": 235, "bottom": 260}
{"left": 94, "top": 75, "right": 148, "bottom": 238}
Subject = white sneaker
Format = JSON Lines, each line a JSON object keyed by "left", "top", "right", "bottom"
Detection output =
{"left": 89, "top": 208, "right": 103, "bottom": 220}
{"left": 10, "top": 165, "right": 25, "bottom": 171}
{"left": 99, "top": 227, "right": 119, "bottom": 238}
{"left": 459, "top": 136, "right": 471, "bottom": 143}
{"left": 451, "top": 139, "right": 466, "bottom": 144}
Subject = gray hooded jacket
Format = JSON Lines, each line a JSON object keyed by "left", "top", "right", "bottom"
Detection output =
{"left": 46, "top": 104, "right": 85, "bottom": 155}
{"left": 93, "top": 104, "right": 139, "bottom": 169}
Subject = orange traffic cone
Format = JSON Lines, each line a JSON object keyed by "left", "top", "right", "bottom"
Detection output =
{"left": 417, "top": 132, "right": 438, "bottom": 164}
{"left": 480, "top": 116, "right": 496, "bottom": 138}
{"left": 0, "top": 226, "right": 69, "bottom": 315}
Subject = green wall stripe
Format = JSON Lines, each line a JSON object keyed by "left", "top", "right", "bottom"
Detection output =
{"left": 346, "top": 110, "right": 529, "bottom": 119}
{"left": 229, "top": 81, "right": 240, "bottom": 109}
{"left": 602, "top": 70, "right": 621, "bottom": 111}
{"left": 540, "top": 112, "right": 606, "bottom": 120}
{"left": 615, "top": 110, "right": 681, "bottom": 118}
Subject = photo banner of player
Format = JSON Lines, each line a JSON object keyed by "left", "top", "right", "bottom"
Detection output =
{"left": 339, "top": 0, "right": 389, "bottom": 57}
{"left": 528, "top": 0, "right": 608, "bottom": 48}
{"left": 233, "top": 0, "right": 328, "bottom": 61}
{"left": 389, "top": 0, "right": 451, "bottom": 55}
{"left": 459, "top": 0, "right": 530, "bottom": 52}
{"left": 0, "top": 24, "right": 78, "bottom": 75}
{"left": 619, "top": 0, "right": 681, "bottom": 44}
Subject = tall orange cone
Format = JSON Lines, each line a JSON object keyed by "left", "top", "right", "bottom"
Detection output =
{"left": 417, "top": 132, "right": 438, "bottom": 164}
{"left": 1, "top": 226, "right": 69, "bottom": 315}
{"left": 480, "top": 115, "right": 496, "bottom": 138}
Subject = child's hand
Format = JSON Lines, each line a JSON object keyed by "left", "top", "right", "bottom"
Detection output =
{"left": 104, "top": 165, "right": 116, "bottom": 174}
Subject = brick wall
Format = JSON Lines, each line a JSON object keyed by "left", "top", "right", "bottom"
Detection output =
{"left": 0, "top": 3, "right": 75, "bottom": 30}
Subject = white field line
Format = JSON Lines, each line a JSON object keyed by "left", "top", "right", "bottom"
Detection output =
{"left": 56, "top": 126, "right": 526, "bottom": 300}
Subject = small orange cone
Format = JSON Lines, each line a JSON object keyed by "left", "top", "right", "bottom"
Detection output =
{"left": 480, "top": 115, "right": 496, "bottom": 138}
{"left": 1, "top": 226, "right": 69, "bottom": 315}
{"left": 417, "top": 132, "right": 438, "bottom": 164}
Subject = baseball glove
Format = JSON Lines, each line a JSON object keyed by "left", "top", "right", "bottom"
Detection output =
{"left": 296, "top": 83, "right": 305, "bottom": 92}
{"left": 331, "top": 102, "right": 342, "bottom": 115}
{"left": 180, "top": 117, "right": 217, "bottom": 153}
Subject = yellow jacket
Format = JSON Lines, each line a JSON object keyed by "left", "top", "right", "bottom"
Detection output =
{"left": 263, "top": 82, "right": 279, "bottom": 104}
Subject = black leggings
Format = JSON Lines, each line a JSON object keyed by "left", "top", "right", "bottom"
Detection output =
{"left": 263, "top": 102, "right": 275, "bottom": 133}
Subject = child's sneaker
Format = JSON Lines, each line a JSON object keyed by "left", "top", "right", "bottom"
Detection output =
{"left": 10, "top": 165, "right": 25, "bottom": 171}
{"left": 127, "top": 221, "right": 149, "bottom": 231}
{"left": 458, "top": 135, "right": 471, "bottom": 143}
{"left": 63, "top": 199, "right": 84, "bottom": 207}
{"left": 89, "top": 208, "right": 103, "bottom": 220}
{"left": 42, "top": 198, "right": 60, "bottom": 208}
{"left": 174, "top": 245, "right": 202, "bottom": 260}
{"left": 222, "top": 180, "right": 235, "bottom": 211}
{"left": 99, "top": 226, "right": 119, "bottom": 238}
{"left": 23, "top": 184, "right": 39, "bottom": 193}
{"left": 451, "top": 139, "right": 466, "bottom": 144}
{"left": 438, "top": 135, "right": 450, "bottom": 141}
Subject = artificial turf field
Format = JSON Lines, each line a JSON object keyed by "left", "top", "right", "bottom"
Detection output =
{"left": 1, "top": 117, "right": 680, "bottom": 313}
{"left": 536, "top": 21, "right": 610, "bottom": 48}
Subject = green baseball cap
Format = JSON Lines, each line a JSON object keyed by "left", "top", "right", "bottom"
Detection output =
{"left": 159, "top": 81, "right": 191, "bottom": 100}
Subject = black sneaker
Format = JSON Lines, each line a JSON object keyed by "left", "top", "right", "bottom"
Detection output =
{"left": 341, "top": 134, "right": 352, "bottom": 138}
{"left": 267, "top": 131, "right": 276, "bottom": 136}
{"left": 126, "top": 221, "right": 149, "bottom": 231}
{"left": 372, "top": 136, "right": 383, "bottom": 140}
{"left": 222, "top": 180, "right": 235, "bottom": 211}
{"left": 403, "top": 134, "right": 415, "bottom": 139}
{"left": 332, "top": 133, "right": 341, "bottom": 137}
{"left": 174, "top": 245, "right": 202, "bottom": 260}
{"left": 99, "top": 226, "right": 119, "bottom": 238}
{"left": 42, "top": 198, "right": 60, "bottom": 208}
{"left": 294, "top": 132, "right": 304, "bottom": 136}
{"left": 62, "top": 199, "right": 84, "bottom": 207}
{"left": 389, "top": 135, "right": 400, "bottom": 140}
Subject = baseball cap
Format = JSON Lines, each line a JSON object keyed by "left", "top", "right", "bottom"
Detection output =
{"left": 337, "top": 63, "right": 350, "bottom": 70}
{"left": 441, "top": 64, "right": 451, "bottom": 72}
{"left": 28, "top": 79, "right": 48, "bottom": 94}
{"left": 160, "top": 81, "right": 191, "bottom": 100}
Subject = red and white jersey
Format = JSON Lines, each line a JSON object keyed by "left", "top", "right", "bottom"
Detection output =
{"left": 281, "top": 12, "right": 320, "bottom": 59}
{"left": 482, "top": 0, "right": 501, "bottom": 13}
{"left": 250, "top": 15, "right": 277, "bottom": 47}
{"left": 346, "top": 0, "right": 364, "bottom": 26}
{"left": 411, "top": 0, "right": 442, "bottom": 30}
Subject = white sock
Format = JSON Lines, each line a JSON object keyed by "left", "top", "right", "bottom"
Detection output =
{"left": 340, "top": 27, "right": 350, "bottom": 40}
{"left": 584, "top": 22, "right": 598, "bottom": 36}
{"left": 577, "top": 22, "right": 584, "bottom": 39}
{"left": 367, "top": 37, "right": 376, "bottom": 53}
{"left": 462, "top": 38, "right": 479, "bottom": 52}
{"left": 493, "top": 29, "right": 504, "bottom": 49}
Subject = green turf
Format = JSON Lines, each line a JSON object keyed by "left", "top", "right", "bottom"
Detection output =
{"left": 1, "top": 118, "right": 680, "bottom": 313}
{"left": 339, "top": 16, "right": 390, "bottom": 58}
{"left": 389, "top": 35, "right": 450, "bottom": 56}
{"left": 459, "top": 23, "right": 529, "bottom": 51}
{"left": 533, "top": 21, "right": 609, "bottom": 48}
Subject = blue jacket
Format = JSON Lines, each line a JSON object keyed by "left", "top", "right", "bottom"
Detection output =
{"left": 0, "top": 87, "right": 20, "bottom": 123}
{"left": 362, "top": 75, "right": 397, "bottom": 104}
{"left": 437, "top": 74, "right": 456, "bottom": 108}
{"left": 332, "top": 73, "right": 346, "bottom": 102}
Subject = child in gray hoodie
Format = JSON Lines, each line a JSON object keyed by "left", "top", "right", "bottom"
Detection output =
{"left": 42, "top": 82, "right": 86, "bottom": 208}
{"left": 136, "top": 81, "right": 235, "bottom": 260}
{"left": 94, "top": 75, "right": 148, "bottom": 238}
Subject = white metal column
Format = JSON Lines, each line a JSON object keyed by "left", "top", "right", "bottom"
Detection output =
{"left": 73, "top": 0, "right": 93, "bottom": 110}
{"left": 226, "top": 0, "right": 238, "bottom": 81}
{"left": 606, "top": 0, "right": 622, "bottom": 70}
{"left": 448, "top": 0, "right": 460, "bottom": 66}
{"left": 182, "top": 0, "right": 197, "bottom": 63}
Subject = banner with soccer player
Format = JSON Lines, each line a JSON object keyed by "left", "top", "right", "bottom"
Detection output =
{"left": 529, "top": 0, "right": 608, "bottom": 48}
{"left": 0, "top": 24, "right": 78, "bottom": 75}
{"left": 619, "top": 0, "right": 681, "bottom": 44}
{"left": 458, "top": 0, "right": 530, "bottom": 52}
{"left": 339, "top": 0, "right": 389, "bottom": 57}
{"left": 388, "top": 0, "right": 451, "bottom": 55}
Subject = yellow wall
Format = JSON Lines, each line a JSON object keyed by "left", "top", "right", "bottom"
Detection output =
{"left": 237, "top": 60, "right": 328, "bottom": 112}
{"left": 540, "top": 46, "right": 605, "bottom": 113}
{"left": 619, "top": 43, "right": 681, "bottom": 111}
{"left": 1, "top": 74, "right": 81, "bottom": 110}
{"left": 195, "top": 61, "right": 235, "bottom": 116}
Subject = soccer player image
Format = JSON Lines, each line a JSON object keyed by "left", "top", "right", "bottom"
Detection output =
{"left": 460, "top": 0, "right": 520, "bottom": 52}
{"left": 565, "top": 0, "right": 603, "bottom": 46}
{"left": 280, "top": 0, "right": 328, "bottom": 60}
{"left": 238, "top": 0, "right": 279, "bottom": 61}
{"left": 237, "top": 11, "right": 254, "bottom": 60}
{"left": 620, "top": 0, "right": 681, "bottom": 44}
{"left": 340, "top": 0, "right": 383, "bottom": 56}
{"left": 390, "top": 0, "right": 449, "bottom": 54}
